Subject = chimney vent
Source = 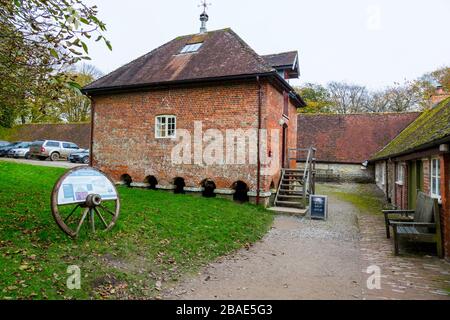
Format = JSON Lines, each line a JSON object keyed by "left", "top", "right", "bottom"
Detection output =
{"left": 200, "top": 12, "right": 209, "bottom": 33}
{"left": 430, "top": 84, "right": 450, "bottom": 107}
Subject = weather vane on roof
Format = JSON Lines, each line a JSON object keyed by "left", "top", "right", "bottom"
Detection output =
{"left": 198, "top": 0, "right": 211, "bottom": 34}
{"left": 199, "top": 0, "right": 211, "bottom": 13}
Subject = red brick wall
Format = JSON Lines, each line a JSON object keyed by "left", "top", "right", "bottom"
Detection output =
{"left": 92, "top": 80, "right": 295, "bottom": 193}
{"left": 261, "top": 83, "right": 297, "bottom": 190}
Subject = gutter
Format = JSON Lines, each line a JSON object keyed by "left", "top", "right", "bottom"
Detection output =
{"left": 89, "top": 101, "right": 94, "bottom": 166}
{"left": 256, "top": 76, "right": 262, "bottom": 205}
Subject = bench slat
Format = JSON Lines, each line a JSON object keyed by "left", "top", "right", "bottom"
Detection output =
{"left": 397, "top": 226, "right": 420, "bottom": 235}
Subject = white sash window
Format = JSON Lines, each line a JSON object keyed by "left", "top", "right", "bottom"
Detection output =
{"left": 430, "top": 158, "right": 441, "bottom": 199}
{"left": 155, "top": 115, "right": 176, "bottom": 139}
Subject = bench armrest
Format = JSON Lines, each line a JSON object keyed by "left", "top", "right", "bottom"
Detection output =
{"left": 390, "top": 221, "right": 435, "bottom": 227}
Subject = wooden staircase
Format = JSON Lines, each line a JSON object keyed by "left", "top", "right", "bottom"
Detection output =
{"left": 270, "top": 147, "right": 316, "bottom": 214}
{"left": 274, "top": 169, "right": 306, "bottom": 208}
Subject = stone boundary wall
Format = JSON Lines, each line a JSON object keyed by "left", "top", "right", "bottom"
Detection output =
{"left": 0, "top": 123, "right": 90, "bottom": 149}
{"left": 298, "top": 162, "right": 375, "bottom": 183}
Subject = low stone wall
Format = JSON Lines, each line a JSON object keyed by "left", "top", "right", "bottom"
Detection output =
{"left": 298, "top": 162, "right": 375, "bottom": 183}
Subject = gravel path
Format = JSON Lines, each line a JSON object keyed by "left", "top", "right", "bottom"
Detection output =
{"left": 164, "top": 195, "right": 363, "bottom": 300}
{"left": 0, "top": 157, "right": 85, "bottom": 168}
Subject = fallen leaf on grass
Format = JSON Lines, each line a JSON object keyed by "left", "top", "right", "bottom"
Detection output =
{"left": 19, "top": 264, "right": 30, "bottom": 271}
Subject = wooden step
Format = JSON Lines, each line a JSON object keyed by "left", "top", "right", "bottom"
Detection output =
{"left": 279, "top": 189, "right": 303, "bottom": 194}
{"left": 275, "top": 200, "right": 303, "bottom": 206}
{"left": 268, "top": 206, "right": 307, "bottom": 216}
{"left": 281, "top": 181, "right": 303, "bottom": 187}
{"left": 280, "top": 183, "right": 299, "bottom": 187}
{"left": 277, "top": 194, "right": 303, "bottom": 199}
{"left": 284, "top": 174, "right": 304, "bottom": 177}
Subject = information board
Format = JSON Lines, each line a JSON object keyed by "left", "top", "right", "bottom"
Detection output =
{"left": 57, "top": 168, "right": 117, "bottom": 205}
{"left": 309, "top": 195, "right": 328, "bottom": 220}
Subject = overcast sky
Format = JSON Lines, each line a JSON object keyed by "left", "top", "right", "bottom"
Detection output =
{"left": 85, "top": 0, "right": 450, "bottom": 89}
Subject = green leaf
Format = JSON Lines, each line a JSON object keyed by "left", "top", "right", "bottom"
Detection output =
{"left": 81, "top": 41, "right": 88, "bottom": 54}
{"left": 49, "top": 48, "right": 59, "bottom": 59}
{"left": 80, "top": 17, "right": 89, "bottom": 25}
{"left": 104, "top": 39, "right": 112, "bottom": 51}
{"left": 13, "top": 0, "right": 21, "bottom": 7}
{"left": 68, "top": 81, "right": 82, "bottom": 90}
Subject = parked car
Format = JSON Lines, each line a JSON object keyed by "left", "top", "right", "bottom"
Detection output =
{"left": 0, "top": 142, "right": 20, "bottom": 157}
{"left": 68, "top": 149, "right": 90, "bottom": 164}
{"left": 0, "top": 141, "right": 9, "bottom": 147}
{"left": 29, "top": 140, "right": 82, "bottom": 161}
{"left": 7, "top": 142, "right": 32, "bottom": 159}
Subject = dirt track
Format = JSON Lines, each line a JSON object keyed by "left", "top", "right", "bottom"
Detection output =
{"left": 163, "top": 184, "right": 450, "bottom": 300}
{"left": 164, "top": 195, "right": 363, "bottom": 300}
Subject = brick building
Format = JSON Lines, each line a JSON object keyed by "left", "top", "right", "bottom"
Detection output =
{"left": 82, "top": 26, "right": 305, "bottom": 205}
{"left": 371, "top": 95, "right": 450, "bottom": 259}
{"left": 296, "top": 113, "right": 420, "bottom": 182}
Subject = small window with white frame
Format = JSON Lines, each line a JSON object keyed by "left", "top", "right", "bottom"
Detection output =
{"left": 396, "top": 162, "right": 404, "bottom": 184}
{"left": 180, "top": 42, "right": 203, "bottom": 54}
{"left": 376, "top": 163, "right": 385, "bottom": 184}
{"left": 430, "top": 158, "right": 441, "bottom": 199}
{"left": 155, "top": 115, "right": 176, "bottom": 139}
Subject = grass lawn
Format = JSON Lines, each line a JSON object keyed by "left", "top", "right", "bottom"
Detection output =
{"left": 0, "top": 162, "right": 273, "bottom": 299}
{"left": 316, "top": 183, "right": 389, "bottom": 215}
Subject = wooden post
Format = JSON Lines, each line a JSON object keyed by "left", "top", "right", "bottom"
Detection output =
{"left": 440, "top": 153, "right": 450, "bottom": 259}
{"left": 393, "top": 225, "right": 399, "bottom": 255}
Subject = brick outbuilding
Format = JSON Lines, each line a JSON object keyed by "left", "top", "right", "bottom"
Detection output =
{"left": 372, "top": 95, "right": 450, "bottom": 260}
{"left": 297, "top": 113, "right": 420, "bottom": 182}
{"left": 82, "top": 28, "right": 305, "bottom": 205}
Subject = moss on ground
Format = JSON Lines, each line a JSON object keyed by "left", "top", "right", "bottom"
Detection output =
{"left": 316, "top": 183, "right": 389, "bottom": 216}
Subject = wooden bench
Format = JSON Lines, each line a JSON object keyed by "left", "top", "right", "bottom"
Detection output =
{"left": 383, "top": 192, "right": 443, "bottom": 258}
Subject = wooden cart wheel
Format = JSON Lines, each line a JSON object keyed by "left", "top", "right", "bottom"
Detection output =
{"left": 51, "top": 166, "right": 120, "bottom": 238}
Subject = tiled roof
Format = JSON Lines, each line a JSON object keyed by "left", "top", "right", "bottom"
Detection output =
{"left": 84, "top": 28, "right": 276, "bottom": 92}
{"left": 372, "top": 97, "right": 450, "bottom": 160}
{"left": 262, "top": 51, "right": 297, "bottom": 68}
{"left": 297, "top": 113, "right": 420, "bottom": 164}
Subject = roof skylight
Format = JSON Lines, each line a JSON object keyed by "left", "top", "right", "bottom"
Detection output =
{"left": 180, "top": 42, "right": 203, "bottom": 54}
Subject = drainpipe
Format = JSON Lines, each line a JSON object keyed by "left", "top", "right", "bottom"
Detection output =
{"left": 256, "top": 76, "right": 262, "bottom": 205}
{"left": 89, "top": 97, "right": 94, "bottom": 167}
